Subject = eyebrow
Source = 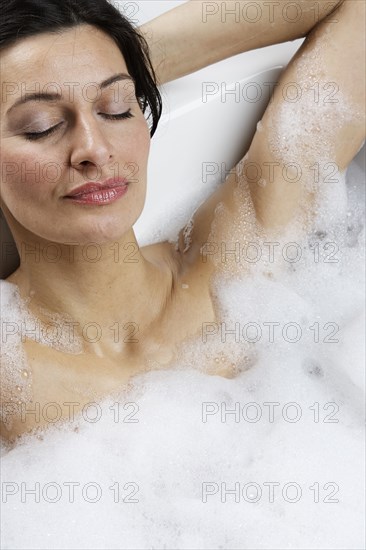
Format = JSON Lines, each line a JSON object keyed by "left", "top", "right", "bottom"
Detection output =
{"left": 6, "top": 73, "right": 135, "bottom": 115}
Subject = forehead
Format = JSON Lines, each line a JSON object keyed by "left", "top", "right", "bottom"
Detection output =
{"left": 0, "top": 24, "right": 128, "bottom": 90}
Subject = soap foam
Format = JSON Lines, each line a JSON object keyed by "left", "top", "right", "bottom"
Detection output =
{"left": 267, "top": 35, "right": 364, "bottom": 194}
{"left": 0, "top": 284, "right": 33, "bottom": 427}
{"left": 0, "top": 284, "right": 84, "bottom": 430}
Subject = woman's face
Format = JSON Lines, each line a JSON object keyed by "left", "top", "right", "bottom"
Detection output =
{"left": 0, "top": 24, "right": 151, "bottom": 245}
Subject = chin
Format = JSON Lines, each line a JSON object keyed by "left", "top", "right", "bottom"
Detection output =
{"left": 74, "top": 215, "right": 137, "bottom": 244}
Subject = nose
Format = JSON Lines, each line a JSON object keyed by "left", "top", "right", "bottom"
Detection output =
{"left": 69, "top": 114, "right": 113, "bottom": 172}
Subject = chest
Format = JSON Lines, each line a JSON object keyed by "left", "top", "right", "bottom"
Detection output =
{"left": 1, "top": 267, "right": 244, "bottom": 443}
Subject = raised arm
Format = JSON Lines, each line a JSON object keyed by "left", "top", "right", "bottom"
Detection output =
{"left": 165, "top": 0, "right": 365, "bottom": 275}
{"left": 140, "top": 0, "right": 344, "bottom": 85}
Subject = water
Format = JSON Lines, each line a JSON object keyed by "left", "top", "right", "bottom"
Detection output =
{"left": 0, "top": 142, "right": 364, "bottom": 548}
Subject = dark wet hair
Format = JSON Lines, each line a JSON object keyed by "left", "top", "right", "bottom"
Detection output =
{"left": 0, "top": 0, "right": 162, "bottom": 136}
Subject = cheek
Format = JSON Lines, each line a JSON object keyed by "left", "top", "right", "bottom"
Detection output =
{"left": 0, "top": 144, "right": 59, "bottom": 208}
{"left": 121, "top": 118, "right": 150, "bottom": 184}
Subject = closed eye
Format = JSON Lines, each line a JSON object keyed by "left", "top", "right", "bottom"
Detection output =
{"left": 23, "top": 121, "right": 64, "bottom": 141}
{"left": 101, "top": 109, "right": 134, "bottom": 121}
{"left": 23, "top": 109, "right": 134, "bottom": 141}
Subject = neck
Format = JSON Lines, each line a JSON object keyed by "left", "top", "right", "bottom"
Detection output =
{"left": 8, "top": 229, "right": 173, "bottom": 359}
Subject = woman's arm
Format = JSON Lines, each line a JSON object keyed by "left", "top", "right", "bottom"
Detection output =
{"left": 139, "top": 0, "right": 344, "bottom": 84}
{"left": 173, "top": 0, "right": 365, "bottom": 270}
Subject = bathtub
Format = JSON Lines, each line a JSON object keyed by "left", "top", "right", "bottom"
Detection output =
{"left": 1, "top": 2, "right": 365, "bottom": 549}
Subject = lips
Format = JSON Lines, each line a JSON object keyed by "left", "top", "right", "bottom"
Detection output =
{"left": 65, "top": 177, "right": 128, "bottom": 197}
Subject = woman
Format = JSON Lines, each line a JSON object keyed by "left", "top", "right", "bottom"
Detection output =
{"left": 0, "top": 0, "right": 364, "bottom": 443}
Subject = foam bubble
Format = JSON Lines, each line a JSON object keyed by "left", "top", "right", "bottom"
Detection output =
{"left": 0, "top": 282, "right": 84, "bottom": 429}
{"left": 0, "top": 283, "right": 33, "bottom": 429}
{"left": 267, "top": 38, "right": 363, "bottom": 194}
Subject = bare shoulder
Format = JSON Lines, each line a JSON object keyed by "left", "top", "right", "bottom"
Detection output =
{"left": 141, "top": 239, "right": 183, "bottom": 276}
{"left": 141, "top": 237, "right": 213, "bottom": 289}
{"left": 142, "top": 234, "right": 219, "bottom": 293}
{"left": 141, "top": 237, "right": 219, "bottom": 341}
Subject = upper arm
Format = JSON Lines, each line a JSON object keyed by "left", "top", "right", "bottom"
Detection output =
{"left": 177, "top": 0, "right": 365, "bottom": 273}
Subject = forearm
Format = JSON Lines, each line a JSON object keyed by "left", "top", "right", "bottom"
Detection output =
{"left": 139, "top": 0, "right": 344, "bottom": 85}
